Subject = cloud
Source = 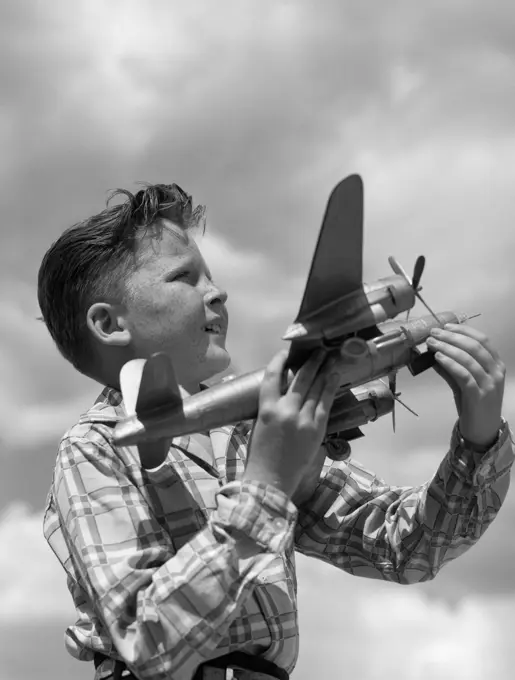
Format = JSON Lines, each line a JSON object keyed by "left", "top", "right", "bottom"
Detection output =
{"left": 3, "top": 0, "right": 515, "bottom": 355}
{"left": 0, "top": 283, "right": 100, "bottom": 453}
{"left": 2, "top": 0, "right": 515, "bottom": 675}
{"left": 295, "top": 553, "right": 515, "bottom": 680}
{"left": 1, "top": 501, "right": 514, "bottom": 680}
{"left": 1, "top": 498, "right": 513, "bottom": 680}
{"left": 0, "top": 621, "right": 92, "bottom": 680}
{"left": 0, "top": 503, "right": 76, "bottom": 623}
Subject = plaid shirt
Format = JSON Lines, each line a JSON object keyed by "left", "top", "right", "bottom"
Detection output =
{"left": 44, "top": 386, "right": 514, "bottom": 680}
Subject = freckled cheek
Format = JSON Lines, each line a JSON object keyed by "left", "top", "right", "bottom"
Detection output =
{"left": 127, "top": 289, "right": 208, "bottom": 350}
{"left": 156, "top": 308, "right": 208, "bottom": 350}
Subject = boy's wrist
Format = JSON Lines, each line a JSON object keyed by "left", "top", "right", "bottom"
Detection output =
{"left": 242, "top": 460, "right": 299, "bottom": 500}
{"left": 457, "top": 419, "right": 504, "bottom": 453}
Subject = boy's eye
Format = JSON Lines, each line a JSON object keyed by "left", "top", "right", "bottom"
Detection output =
{"left": 168, "top": 271, "right": 190, "bottom": 282}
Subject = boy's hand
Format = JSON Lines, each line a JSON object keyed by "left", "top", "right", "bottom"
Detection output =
{"left": 244, "top": 348, "right": 342, "bottom": 501}
{"left": 427, "top": 323, "right": 506, "bottom": 450}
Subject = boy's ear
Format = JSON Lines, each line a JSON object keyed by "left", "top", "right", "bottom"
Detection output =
{"left": 86, "top": 302, "right": 131, "bottom": 347}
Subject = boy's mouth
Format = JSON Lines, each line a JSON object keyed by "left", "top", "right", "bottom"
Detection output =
{"left": 204, "top": 323, "right": 224, "bottom": 334}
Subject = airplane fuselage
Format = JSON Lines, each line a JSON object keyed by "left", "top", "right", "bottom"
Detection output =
{"left": 113, "top": 310, "right": 470, "bottom": 448}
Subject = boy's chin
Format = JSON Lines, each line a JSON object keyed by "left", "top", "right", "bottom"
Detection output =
{"left": 202, "top": 349, "right": 232, "bottom": 381}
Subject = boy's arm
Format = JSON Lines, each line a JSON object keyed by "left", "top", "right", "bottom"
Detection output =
{"left": 45, "top": 349, "right": 338, "bottom": 680}
{"left": 48, "top": 434, "right": 297, "bottom": 680}
{"left": 294, "top": 419, "right": 514, "bottom": 582}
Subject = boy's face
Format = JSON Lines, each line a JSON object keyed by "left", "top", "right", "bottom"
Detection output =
{"left": 121, "top": 223, "right": 230, "bottom": 393}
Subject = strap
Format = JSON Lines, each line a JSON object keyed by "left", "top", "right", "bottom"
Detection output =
{"left": 197, "top": 652, "right": 288, "bottom": 680}
{"left": 93, "top": 653, "right": 127, "bottom": 680}
{"left": 95, "top": 651, "right": 288, "bottom": 680}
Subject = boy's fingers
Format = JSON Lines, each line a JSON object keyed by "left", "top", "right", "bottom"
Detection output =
{"left": 433, "top": 361, "right": 460, "bottom": 396}
{"left": 302, "top": 358, "right": 331, "bottom": 414}
{"left": 310, "top": 355, "right": 342, "bottom": 420}
{"left": 288, "top": 348, "right": 326, "bottom": 406}
{"left": 260, "top": 349, "right": 289, "bottom": 404}
{"left": 430, "top": 330, "right": 498, "bottom": 378}
{"left": 430, "top": 342, "right": 489, "bottom": 389}
{"left": 315, "top": 372, "right": 342, "bottom": 424}
{"left": 434, "top": 352, "right": 478, "bottom": 392}
{"left": 442, "top": 324, "right": 503, "bottom": 366}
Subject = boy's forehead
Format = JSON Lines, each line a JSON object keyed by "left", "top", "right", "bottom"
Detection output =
{"left": 135, "top": 220, "right": 200, "bottom": 266}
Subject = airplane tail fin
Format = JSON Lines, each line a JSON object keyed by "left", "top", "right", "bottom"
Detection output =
{"left": 119, "top": 353, "right": 182, "bottom": 469}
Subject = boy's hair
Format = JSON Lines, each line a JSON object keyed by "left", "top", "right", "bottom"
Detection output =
{"left": 38, "top": 183, "right": 206, "bottom": 376}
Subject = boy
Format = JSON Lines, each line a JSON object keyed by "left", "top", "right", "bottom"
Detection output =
{"left": 40, "top": 183, "right": 513, "bottom": 680}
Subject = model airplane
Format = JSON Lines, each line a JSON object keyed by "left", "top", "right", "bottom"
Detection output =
{"left": 113, "top": 174, "right": 477, "bottom": 468}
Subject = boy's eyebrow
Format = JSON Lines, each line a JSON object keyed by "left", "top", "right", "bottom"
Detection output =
{"left": 161, "top": 254, "right": 198, "bottom": 275}
{"left": 161, "top": 221, "right": 190, "bottom": 245}
{"left": 164, "top": 258, "right": 191, "bottom": 272}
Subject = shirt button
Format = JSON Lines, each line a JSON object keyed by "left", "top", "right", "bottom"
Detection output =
{"left": 479, "top": 462, "right": 490, "bottom": 477}
{"left": 272, "top": 517, "right": 287, "bottom": 531}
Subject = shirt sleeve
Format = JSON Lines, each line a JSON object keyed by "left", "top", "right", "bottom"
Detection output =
{"left": 52, "top": 434, "right": 297, "bottom": 680}
{"left": 294, "top": 419, "right": 514, "bottom": 584}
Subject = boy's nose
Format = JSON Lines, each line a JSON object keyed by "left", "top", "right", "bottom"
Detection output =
{"left": 206, "top": 284, "right": 228, "bottom": 307}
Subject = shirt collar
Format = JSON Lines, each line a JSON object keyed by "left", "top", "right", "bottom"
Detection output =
{"left": 78, "top": 385, "right": 126, "bottom": 425}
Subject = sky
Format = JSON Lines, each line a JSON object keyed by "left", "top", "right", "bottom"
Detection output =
{"left": 1, "top": 0, "right": 515, "bottom": 678}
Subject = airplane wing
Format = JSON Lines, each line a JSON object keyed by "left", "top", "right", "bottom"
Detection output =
{"left": 288, "top": 174, "right": 377, "bottom": 367}
{"left": 294, "top": 174, "right": 364, "bottom": 323}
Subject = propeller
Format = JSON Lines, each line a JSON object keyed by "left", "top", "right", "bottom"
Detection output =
{"left": 388, "top": 255, "right": 441, "bottom": 324}
{"left": 411, "top": 255, "right": 425, "bottom": 293}
{"left": 380, "top": 371, "right": 419, "bottom": 432}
